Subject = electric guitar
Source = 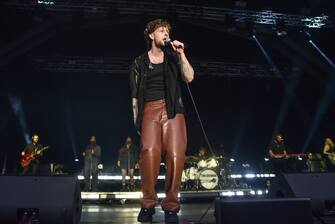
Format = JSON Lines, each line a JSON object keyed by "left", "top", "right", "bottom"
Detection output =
{"left": 21, "top": 146, "right": 49, "bottom": 168}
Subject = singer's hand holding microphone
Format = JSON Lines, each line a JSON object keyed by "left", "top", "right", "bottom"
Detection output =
{"left": 165, "top": 37, "right": 186, "bottom": 54}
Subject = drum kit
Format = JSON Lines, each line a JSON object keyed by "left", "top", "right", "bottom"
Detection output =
{"left": 181, "top": 155, "right": 236, "bottom": 190}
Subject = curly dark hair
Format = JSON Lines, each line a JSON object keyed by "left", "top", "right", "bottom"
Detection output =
{"left": 144, "top": 19, "right": 171, "bottom": 47}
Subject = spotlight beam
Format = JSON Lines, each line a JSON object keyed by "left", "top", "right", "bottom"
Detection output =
{"left": 253, "top": 35, "right": 282, "bottom": 78}
{"left": 253, "top": 34, "right": 302, "bottom": 150}
{"left": 8, "top": 93, "right": 31, "bottom": 144}
{"left": 302, "top": 84, "right": 335, "bottom": 152}
{"left": 60, "top": 91, "right": 79, "bottom": 162}
{"left": 302, "top": 32, "right": 335, "bottom": 151}
{"left": 307, "top": 33, "right": 335, "bottom": 72}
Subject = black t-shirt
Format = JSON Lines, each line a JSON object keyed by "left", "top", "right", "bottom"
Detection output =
{"left": 84, "top": 144, "right": 101, "bottom": 159}
{"left": 270, "top": 140, "right": 286, "bottom": 154}
{"left": 145, "top": 62, "right": 166, "bottom": 101}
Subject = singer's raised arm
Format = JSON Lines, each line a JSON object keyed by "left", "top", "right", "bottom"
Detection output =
{"left": 179, "top": 52, "right": 194, "bottom": 83}
{"left": 170, "top": 39, "right": 194, "bottom": 83}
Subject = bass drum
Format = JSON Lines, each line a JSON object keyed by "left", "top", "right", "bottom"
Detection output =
{"left": 181, "top": 170, "right": 187, "bottom": 182}
{"left": 199, "top": 169, "right": 218, "bottom": 190}
{"left": 185, "top": 167, "right": 198, "bottom": 180}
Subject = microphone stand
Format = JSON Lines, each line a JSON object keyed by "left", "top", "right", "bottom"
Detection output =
{"left": 89, "top": 148, "right": 93, "bottom": 191}
{"left": 1, "top": 154, "right": 7, "bottom": 175}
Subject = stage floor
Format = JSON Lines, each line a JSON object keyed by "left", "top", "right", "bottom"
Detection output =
{"left": 80, "top": 202, "right": 335, "bottom": 224}
{"left": 81, "top": 203, "right": 216, "bottom": 224}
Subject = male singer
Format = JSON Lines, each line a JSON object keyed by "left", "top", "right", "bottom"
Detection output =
{"left": 129, "top": 19, "right": 194, "bottom": 223}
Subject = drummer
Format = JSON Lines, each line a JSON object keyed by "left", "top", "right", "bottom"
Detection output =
{"left": 196, "top": 146, "right": 209, "bottom": 160}
{"left": 195, "top": 146, "right": 210, "bottom": 169}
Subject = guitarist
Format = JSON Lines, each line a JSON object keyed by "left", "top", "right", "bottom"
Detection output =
{"left": 323, "top": 138, "right": 335, "bottom": 170}
{"left": 21, "top": 134, "right": 44, "bottom": 175}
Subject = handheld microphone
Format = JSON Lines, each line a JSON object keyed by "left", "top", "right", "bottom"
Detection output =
{"left": 165, "top": 37, "right": 187, "bottom": 49}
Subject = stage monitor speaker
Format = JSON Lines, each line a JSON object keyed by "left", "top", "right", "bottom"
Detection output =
{"left": 215, "top": 198, "right": 313, "bottom": 224}
{"left": 268, "top": 172, "right": 335, "bottom": 214}
{"left": 0, "top": 175, "right": 82, "bottom": 224}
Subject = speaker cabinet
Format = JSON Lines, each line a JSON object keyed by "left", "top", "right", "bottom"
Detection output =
{"left": 0, "top": 175, "right": 82, "bottom": 224}
{"left": 215, "top": 198, "right": 313, "bottom": 224}
{"left": 269, "top": 172, "right": 335, "bottom": 214}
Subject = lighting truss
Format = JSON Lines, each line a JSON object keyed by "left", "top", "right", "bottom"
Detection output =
{"left": 3, "top": 0, "right": 333, "bottom": 29}
{"left": 33, "top": 56, "right": 278, "bottom": 78}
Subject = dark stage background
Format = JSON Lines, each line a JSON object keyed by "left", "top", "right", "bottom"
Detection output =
{"left": 0, "top": 0, "right": 334, "bottom": 174}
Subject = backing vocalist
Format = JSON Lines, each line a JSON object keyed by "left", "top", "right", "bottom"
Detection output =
{"left": 129, "top": 18, "right": 194, "bottom": 223}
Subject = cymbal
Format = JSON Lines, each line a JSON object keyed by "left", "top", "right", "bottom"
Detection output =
{"left": 206, "top": 156, "right": 225, "bottom": 160}
{"left": 213, "top": 155, "right": 225, "bottom": 160}
{"left": 185, "top": 155, "right": 198, "bottom": 159}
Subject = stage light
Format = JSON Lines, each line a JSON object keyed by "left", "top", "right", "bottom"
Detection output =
{"left": 221, "top": 191, "right": 235, "bottom": 197}
{"left": 77, "top": 175, "right": 165, "bottom": 180}
{"left": 230, "top": 174, "right": 243, "bottom": 179}
{"left": 277, "top": 30, "right": 287, "bottom": 36}
{"left": 236, "top": 191, "right": 244, "bottom": 196}
{"left": 114, "top": 192, "right": 142, "bottom": 199}
{"left": 74, "top": 159, "right": 79, "bottom": 162}
{"left": 230, "top": 158, "right": 235, "bottom": 162}
{"left": 308, "top": 38, "right": 335, "bottom": 70}
{"left": 8, "top": 94, "right": 31, "bottom": 144}
{"left": 275, "top": 19, "right": 287, "bottom": 36}
{"left": 81, "top": 193, "right": 100, "bottom": 200}
{"left": 37, "top": 0, "right": 55, "bottom": 5}
{"left": 78, "top": 173, "right": 276, "bottom": 181}
{"left": 245, "top": 174, "right": 256, "bottom": 178}
{"left": 253, "top": 35, "right": 281, "bottom": 77}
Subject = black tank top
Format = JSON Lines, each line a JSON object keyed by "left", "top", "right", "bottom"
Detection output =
{"left": 145, "top": 62, "right": 166, "bottom": 101}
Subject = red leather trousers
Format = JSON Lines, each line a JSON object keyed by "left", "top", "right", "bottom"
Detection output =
{"left": 139, "top": 99, "right": 187, "bottom": 212}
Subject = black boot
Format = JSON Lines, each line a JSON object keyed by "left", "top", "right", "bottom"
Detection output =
{"left": 129, "top": 183, "right": 136, "bottom": 192}
{"left": 121, "top": 184, "right": 127, "bottom": 192}
{"left": 164, "top": 211, "right": 179, "bottom": 224}
{"left": 137, "top": 207, "right": 155, "bottom": 222}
